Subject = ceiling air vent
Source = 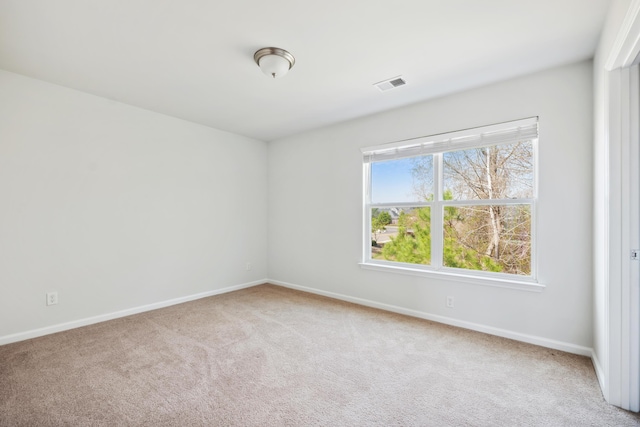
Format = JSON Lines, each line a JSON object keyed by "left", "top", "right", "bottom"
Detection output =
{"left": 374, "top": 76, "right": 407, "bottom": 92}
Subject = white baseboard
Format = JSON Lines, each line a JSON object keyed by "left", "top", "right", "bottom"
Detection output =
{"left": 2, "top": 277, "right": 595, "bottom": 359}
{"left": 0, "top": 279, "right": 267, "bottom": 346}
{"left": 269, "top": 279, "right": 594, "bottom": 357}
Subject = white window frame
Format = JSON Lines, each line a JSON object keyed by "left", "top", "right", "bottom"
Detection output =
{"left": 360, "top": 117, "right": 543, "bottom": 292}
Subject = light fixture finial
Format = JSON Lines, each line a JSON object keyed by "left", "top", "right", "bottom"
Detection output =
{"left": 254, "top": 47, "right": 295, "bottom": 79}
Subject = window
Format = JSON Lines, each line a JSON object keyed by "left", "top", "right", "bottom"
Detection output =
{"left": 362, "top": 118, "right": 538, "bottom": 283}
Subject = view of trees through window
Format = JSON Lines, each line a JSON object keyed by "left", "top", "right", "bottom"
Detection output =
{"left": 370, "top": 140, "right": 534, "bottom": 276}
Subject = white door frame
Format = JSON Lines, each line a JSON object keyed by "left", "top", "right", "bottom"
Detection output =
{"left": 604, "top": 0, "right": 640, "bottom": 411}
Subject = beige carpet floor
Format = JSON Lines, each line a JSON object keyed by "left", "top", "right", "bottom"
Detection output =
{"left": 1, "top": 284, "right": 639, "bottom": 426}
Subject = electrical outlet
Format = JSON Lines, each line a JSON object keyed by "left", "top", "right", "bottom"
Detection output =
{"left": 46, "top": 292, "right": 58, "bottom": 306}
{"left": 446, "top": 296, "right": 454, "bottom": 308}
{"left": 245, "top": 262, "right": 252, "bottom": 271}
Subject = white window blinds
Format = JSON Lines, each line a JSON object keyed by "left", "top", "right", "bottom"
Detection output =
{"left": 362, "top": 117, "right": 538, "bottom": 163}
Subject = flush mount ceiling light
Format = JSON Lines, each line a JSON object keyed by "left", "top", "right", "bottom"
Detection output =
{"left": 254, "top": 47, "right": 295, "bottom": 79}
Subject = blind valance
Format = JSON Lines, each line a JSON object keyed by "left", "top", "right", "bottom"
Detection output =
{"left": 362, "top": 117, "right": 538, "bottom": 163}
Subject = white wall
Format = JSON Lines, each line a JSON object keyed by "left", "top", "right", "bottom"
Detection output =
{"left": 268, "top": 61, "right": 594, "bottom": 352}
{"left": 0, "top": 58, "right": 596, "bottom": 355}
{"left": 0, "top": 70, "right": 268, "bottom": 342}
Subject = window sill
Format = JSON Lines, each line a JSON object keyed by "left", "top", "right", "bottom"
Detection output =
{"left": 359, "top": 262, "right": 545, "bottom": 292}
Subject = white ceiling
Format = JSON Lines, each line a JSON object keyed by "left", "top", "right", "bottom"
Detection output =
{"left": 0, "top": 0, "right": 611, "bottom": 141}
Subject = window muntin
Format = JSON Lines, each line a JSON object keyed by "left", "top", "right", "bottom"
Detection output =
{"left": 363, "top": 118, "right": 537, "bottom": 280}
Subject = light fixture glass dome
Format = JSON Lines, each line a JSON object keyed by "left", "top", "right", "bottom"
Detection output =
{"left": 254, "top": 47, "right": 295, "bottom": 79}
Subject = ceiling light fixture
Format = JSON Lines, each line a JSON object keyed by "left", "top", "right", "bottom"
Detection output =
{"left": 254, "top": 47, "right": 295, "bottom": 79}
